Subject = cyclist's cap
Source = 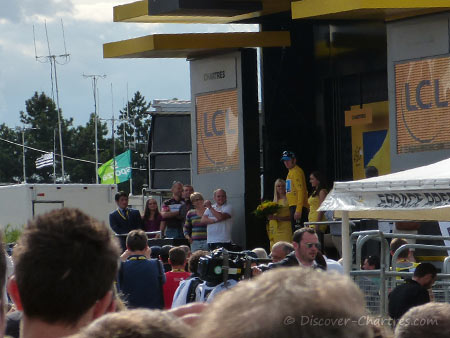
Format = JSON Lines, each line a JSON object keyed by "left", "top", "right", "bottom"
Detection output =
{"left": 281, "top": 150, "right": 295, "bottom": 161}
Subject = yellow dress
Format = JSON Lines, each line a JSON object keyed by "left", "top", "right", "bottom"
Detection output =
{"left": 308, "top": 194, "right": 327, "bottom": 232}
{"left": 266, "top": 199, "right": 293, "bottom": 250}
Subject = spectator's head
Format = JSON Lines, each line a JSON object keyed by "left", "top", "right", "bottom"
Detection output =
{"left": 191, "top": 267, "right": 371, "bottom": 338}
{"left": 365, "top": 166, "right": 379, "bottom": 178}
{"left": 390, "top": 238, "right": 409, "bottom": 259}
{"left": 168, "top": 247, "right": 186, "bottom": 269}
{"left": 126, "top": 230, "right": 149, "bottom": 253}
{"left": 190, "top": 192, "right": 204, "bottom": 209}
{"left": 179, "top": 245, "right": 191, "bottom": 260}
{"left": 171, "top": 182, "right": 183, "bottom": 199}
{"left": 0, "top": 235, "right": 7, "bottom": 337}
{"left": 270, "top": 241, "right": 294, "bottom": 263}
{"left": 292, "top": 228, "right": 320, "bottom": 266}
{"left": 251, "top": 248, "right": 268, "bottom": 259}
{"left": 273, "top": 179, "right": 286, "bottom": 202}
{"left": 159, "top": 245, "right": 173, "bottom": 264}
{"left": 115, "top": 191, "right": 129, "bottom": 209}
{"left": 9, "top": 208, "right": 120, "bottom": 331}
{"left": 69, "top": 309, "right": 188, "bottom": 338}
{"left": 143, "top": 198, "right": 160, "bottom": 221}
{"left": 394, "top": 302, "right": 450, "bottom": 338}
{"left": 150, "top": 246, "right": 161, "bottom": 259}
{"left": 213, "top": 189, "right": 227, "bottom": 206}
{"left": 413, "top": 263, "right": 437, "bottom": 289}
{"left": 281, "top": 150, "right": 296, "bottom": 169}
{"left": 362, "top": 255, "right": 380, "bottom": 270}
{"left": 182, "top": 184, "right": 194, "bottom": 201}
{"left": 188, "top": 250, "right": 209, "bottom": 274}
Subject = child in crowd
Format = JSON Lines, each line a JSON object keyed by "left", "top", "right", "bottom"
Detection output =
{"left": 163, "top": 247, "right": 191, "bottom": 309}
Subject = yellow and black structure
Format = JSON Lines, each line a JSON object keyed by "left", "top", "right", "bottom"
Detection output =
{"left": 104, "top": 0, "right": 450, "bottom": 248}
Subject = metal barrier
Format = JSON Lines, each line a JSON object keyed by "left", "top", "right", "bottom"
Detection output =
{"left": 352, "top": 230, "right": 450, "bottom": 317}
{"left": 444, "top": 256, "right": 450, "bottom": 274}
{"left": 351, "top": 270, "right": 450, "bottom": 316}
{"left": 115, "top": 231, "right": 161, "bottom": 237}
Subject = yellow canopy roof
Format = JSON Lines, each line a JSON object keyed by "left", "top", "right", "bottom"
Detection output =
{"left": 291, "top": 0, "right": 450, "bottom": 21}
{"left": 114, "top": 0, "right": 291, "bottom": 24}
{"left": 103, "top": 31, "right": 291, "bottom": 59}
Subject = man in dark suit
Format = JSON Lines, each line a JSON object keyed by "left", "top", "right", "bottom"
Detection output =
{"left": 109, "top": 191, "right": 143, "bottom": 251}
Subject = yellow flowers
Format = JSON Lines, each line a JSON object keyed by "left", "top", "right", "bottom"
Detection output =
{"left": 254, "top": 201, "right": 281, "bottom": 218}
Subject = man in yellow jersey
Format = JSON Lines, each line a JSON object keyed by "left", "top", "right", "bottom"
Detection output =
{"left": 281, "top": 151, "right": 309, "bottom": 230}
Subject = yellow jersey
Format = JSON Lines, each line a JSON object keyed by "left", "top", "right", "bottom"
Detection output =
{"left": 286, "top": 165, "right": 309, "bottom": 212}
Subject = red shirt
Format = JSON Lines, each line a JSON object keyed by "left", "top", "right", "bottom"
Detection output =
{"left": 163, "top": 270, "right": 191, "bottom": 309}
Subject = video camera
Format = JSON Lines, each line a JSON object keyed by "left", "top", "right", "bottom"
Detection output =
{"left": 197, "top": 248, "right": 267, "bottom": 285}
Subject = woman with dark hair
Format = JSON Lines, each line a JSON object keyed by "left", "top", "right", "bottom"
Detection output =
{"left": 143, "top": 198, "right": 162, "bottom": 238}
{"left": 308, "top": 171, "right": 328, "bottom": 234}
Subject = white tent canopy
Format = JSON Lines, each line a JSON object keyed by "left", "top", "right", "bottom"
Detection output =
{"left": 319, "top": 157, "right": 450, "bottom": 221}
{"left": 318, "top": 157, "right": 450, "bottom": 273}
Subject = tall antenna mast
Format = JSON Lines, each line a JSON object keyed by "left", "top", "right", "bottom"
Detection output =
{"left": 83, "top": 74, "right": 106, "bottom": 184}
{"left": 33, "top": 20, "right": 71, "bottom": 183}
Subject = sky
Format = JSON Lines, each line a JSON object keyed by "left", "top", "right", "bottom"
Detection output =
{"left": 0, "top": 0, "right": 258, "bottom": 129}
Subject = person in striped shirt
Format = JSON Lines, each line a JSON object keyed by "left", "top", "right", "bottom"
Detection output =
{"left": 184, "top": 192, "right": 208, "bottom": 252}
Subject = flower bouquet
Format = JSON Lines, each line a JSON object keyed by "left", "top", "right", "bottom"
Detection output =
{"left": 254, "top": 201, "right": 281, "bottom": 219}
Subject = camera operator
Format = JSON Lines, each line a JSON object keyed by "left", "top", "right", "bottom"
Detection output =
{"left": 254, "top": 228, "right": 326, "bottom": 275}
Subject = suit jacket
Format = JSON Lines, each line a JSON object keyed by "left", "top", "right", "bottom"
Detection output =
{"left": 109, "top": 208, "right": 143, "bottom": 235}
{"left": 110, "top": 208, "right": 143, "bottom": 251}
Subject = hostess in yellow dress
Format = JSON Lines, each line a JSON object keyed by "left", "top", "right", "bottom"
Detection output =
{"left": 308, "top": 194, "right": 327, "bottom": 232}
{"left": 266, "top": 198, "right": 293, "bottom": 249}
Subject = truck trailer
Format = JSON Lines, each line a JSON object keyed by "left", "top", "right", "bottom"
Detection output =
{"left": 0, "top": 184, "right": 117, "bottom": 230}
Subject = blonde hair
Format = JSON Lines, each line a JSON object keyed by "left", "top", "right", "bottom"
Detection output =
{"left": 190, "top": 192, "right": 204, "bottom": 202}
{"left": 273, "top": 178, "right": 286, "bottom": 203}
{"left": 191, "top": 268, "right": 371, "bottom": 338}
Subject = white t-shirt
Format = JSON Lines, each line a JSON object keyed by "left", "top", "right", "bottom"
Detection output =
{"left": 203, "top": 203, "right": 233, "bottom": 243}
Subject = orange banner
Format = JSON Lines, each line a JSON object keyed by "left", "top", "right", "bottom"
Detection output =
{"left": 196, "top": 90, "right": 240, "bottom": 174}
{"left": 395, "top": 56, "right": 450, "bottom": 154}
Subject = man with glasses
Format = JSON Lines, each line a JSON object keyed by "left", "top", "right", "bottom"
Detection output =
{"left": 255, "top": 228, "right": 326, "bottom": 272}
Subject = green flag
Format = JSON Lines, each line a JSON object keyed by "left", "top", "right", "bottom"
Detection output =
{"left": 98, "top": 150, "right": 132, "bottom": 184}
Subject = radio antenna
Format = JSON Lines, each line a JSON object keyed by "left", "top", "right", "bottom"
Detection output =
{"left": 33, "top": 20, "right": 71, "bottom": 183}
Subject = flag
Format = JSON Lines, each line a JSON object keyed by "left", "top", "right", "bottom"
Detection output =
{"left": 98, "top": 150, "right": 132, "bottom": 184}
{"left": 36, "top": 152, "right": 54, "bottom": 169}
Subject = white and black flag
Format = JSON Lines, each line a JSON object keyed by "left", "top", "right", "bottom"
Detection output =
{"left": 35, "top": 152, "right": 54, "bottom": 169}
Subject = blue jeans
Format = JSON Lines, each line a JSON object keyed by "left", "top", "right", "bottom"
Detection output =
{"left": 164, "top": 227, "right": 184, "bottom": 239}
{"left": 191, "top": 240, "right": 208, "bottom": 252}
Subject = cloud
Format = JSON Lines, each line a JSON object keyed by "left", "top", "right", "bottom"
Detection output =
{"left": 0, "top": 0, "right": 73, "bottom": 22}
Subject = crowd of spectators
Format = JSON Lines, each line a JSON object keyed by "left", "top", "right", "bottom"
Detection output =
{"left": 0, "top": 207, "right": 449, "bottom": 338}
{"left": 0, "top": 171, "right": 449, "bottom": 337}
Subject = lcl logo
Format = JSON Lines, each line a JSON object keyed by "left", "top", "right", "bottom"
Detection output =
{"left": 404, "top": 79, "right": 448, "bottom": 111}
{"left": 203, "top": 109, "right": 236, "bottom": 137}
{"left": 396, "top": 57, "right": 450, "bottom": 147}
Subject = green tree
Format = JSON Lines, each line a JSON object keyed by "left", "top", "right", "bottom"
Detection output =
{"left": 0, "top": 124, "right": 22, "bottom": 183}
{"left": 117, "top": 91, "right": 151, "bottom": 193}
{"left": 117, "top": 91, "right": 151, "bottom": 148}
{"left": 20, "top": 92, "right": 73, "bottom": 183}
{"left": 67, "top": 113, "right": 111, "bottom": 183}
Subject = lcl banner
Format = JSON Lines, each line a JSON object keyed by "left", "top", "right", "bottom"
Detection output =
{"left": 395, "top": 55, "right": 450, "bottom": 154}
{"left": 320, "top": 189, "right": 450, "bottom": 211}
{"left": 196, "top": 89, "right": 239, "bottom": 174}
